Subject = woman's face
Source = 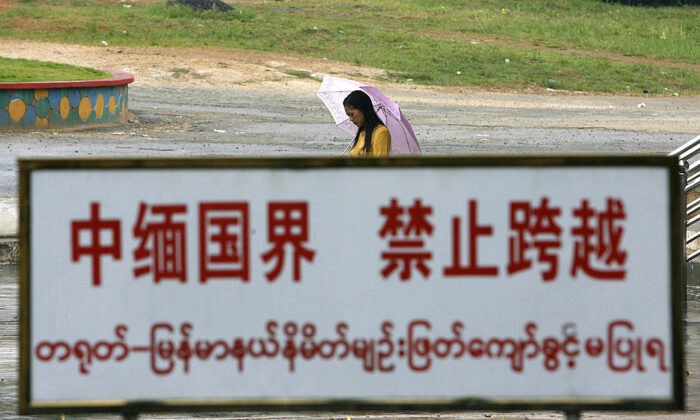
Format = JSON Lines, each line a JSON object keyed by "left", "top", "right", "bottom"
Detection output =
{"left": 344, "top": 105, "right": 365, "bottom": 129}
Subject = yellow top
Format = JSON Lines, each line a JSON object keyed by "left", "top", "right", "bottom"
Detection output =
{"left": 348, "top": 125, "right": 391, "bottom": 157}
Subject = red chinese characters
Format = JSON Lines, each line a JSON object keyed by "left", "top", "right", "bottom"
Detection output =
{"left": 508, "top": 197, "right": 562, "bottom": 281}
{"left": 71, "top": 202, "right": 122, "bottom": 286}
{"left": 133, "top": 202, "right": 188, "bottom": 283}
{"left": 69, "top": 196, "right": 628, "bottom": 285}
{"left": 439, "top": 197, "right": 627, "bottom": 281}
{"left": 261, "top": 202, "right": 316, "bottom": 282}
{"left": 199, "top": 202, "right": 250, "bottom": 283}
{"left": 70, "top": 201, "right": 316, "bottom": 286}
{"left": 444, "top": 199, "right": 499, "bottom": 277}
{"left": 571, "top": 198, "right": 627, "bottom": 280}
{"left": 379, "top": 198, "right": 434, "bottom": 280}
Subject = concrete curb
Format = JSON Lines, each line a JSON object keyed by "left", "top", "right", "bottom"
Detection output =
{"left": 0, "top": 70, "right": 134, "bottom": 130}
{"left": 0, "top": 196, "right": 18, "bottom": 265}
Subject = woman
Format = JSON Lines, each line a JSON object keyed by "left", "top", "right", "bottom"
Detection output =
{"left": 343, "top": 90, "right": 391, "bottom": 157}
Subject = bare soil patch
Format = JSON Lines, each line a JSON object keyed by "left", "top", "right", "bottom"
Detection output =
{"left": 0, "top": 39, "right": 389, "bottom": 91}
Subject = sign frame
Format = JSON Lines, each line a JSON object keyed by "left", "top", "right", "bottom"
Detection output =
{"left": 19, "top": 155, "right": 685, "bottom": 415}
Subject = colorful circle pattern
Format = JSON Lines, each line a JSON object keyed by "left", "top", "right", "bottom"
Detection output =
{"left": 0, "top": 85, "right": 129, "bottom": 129}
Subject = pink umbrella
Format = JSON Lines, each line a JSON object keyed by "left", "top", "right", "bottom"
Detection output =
{"left": 316, "top": 75, "right": 421, "bottom": 155}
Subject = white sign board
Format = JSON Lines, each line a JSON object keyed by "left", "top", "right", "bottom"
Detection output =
{"left": 20, "top": 157, "right": 683, "bottom": 414}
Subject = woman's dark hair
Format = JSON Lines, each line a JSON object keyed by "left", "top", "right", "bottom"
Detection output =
{"left": 343, "top": 90, "right": 384, "bottom": 153}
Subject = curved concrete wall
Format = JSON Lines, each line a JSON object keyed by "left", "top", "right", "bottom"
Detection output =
{"left": 0, "top": 70, "right": 134, "bottom": 130}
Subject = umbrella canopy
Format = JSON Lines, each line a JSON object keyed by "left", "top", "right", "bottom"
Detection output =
{"left": 316, "top": 75, "right": 421, "bottom": 155}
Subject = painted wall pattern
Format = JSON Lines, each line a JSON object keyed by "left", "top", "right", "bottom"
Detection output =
{"left": 0, "top": 71, "right": 133, "bottom": 130}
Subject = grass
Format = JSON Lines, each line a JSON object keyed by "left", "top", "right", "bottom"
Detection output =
{"left": 0, "top": 57, "right": 110, "bottom": 82}
{"left": 0, "top": 0, "right": 698, "bottom": 94}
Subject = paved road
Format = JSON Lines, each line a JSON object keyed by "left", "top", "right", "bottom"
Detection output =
{"left": 1, "top": 84, "right": 699, "bottom": 418}
{"left": 2, "top": 84, "right": 698, "bottom": 196}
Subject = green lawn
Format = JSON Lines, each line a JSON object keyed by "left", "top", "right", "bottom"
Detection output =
{"left": 0, "top": 0, "right": 697, "bottom": 94}
{"left": 0, "top": 57, "right": 110, "bottom": 82}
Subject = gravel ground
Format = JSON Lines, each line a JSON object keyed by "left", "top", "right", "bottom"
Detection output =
{"left": 1, "top": 80, "right": 698, "bottom": 197}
